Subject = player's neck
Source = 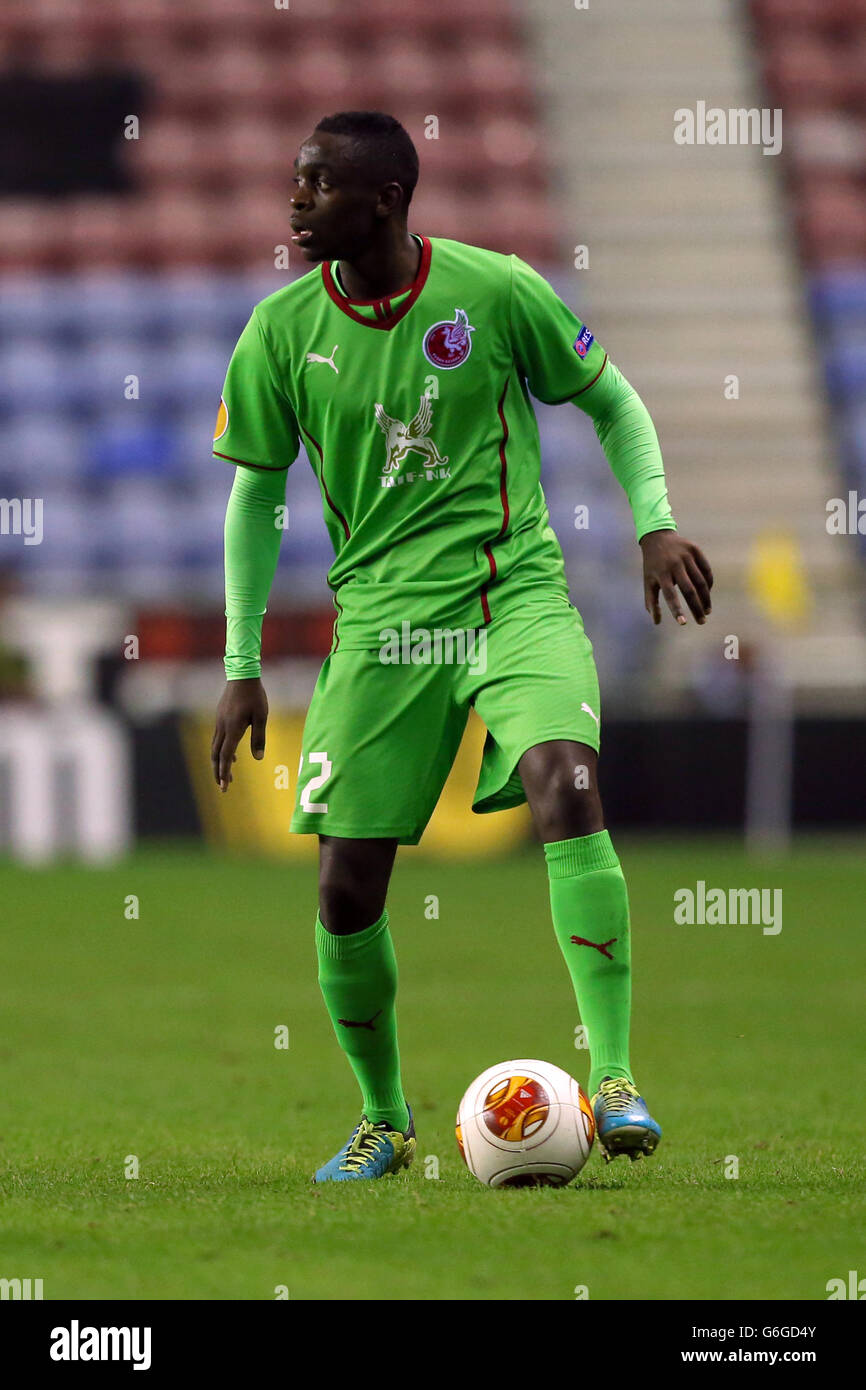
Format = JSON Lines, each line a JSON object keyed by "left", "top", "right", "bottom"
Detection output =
{"left": 335, "top": 228, "right": 421, "bottom": 302}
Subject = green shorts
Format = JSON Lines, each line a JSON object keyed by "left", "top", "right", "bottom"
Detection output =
{"left": 290, "top": 594, "right": 601, "bottom": 845}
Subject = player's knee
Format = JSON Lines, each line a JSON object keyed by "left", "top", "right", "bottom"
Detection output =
{"left": 318, "top": 863, "right": 385, "bottom": 935}
{"left": 538, "top": 800, "right": 603, "bottom": 842}
{"left": 530, "top": 762, "right": 603, "bottom": 841}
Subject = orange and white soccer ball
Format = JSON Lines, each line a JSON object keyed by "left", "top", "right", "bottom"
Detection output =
{"left": 455, "top": 1058, "right": 595, "bottom": 1187}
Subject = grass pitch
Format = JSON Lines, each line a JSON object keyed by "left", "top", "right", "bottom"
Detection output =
{"left": 1, "top": 836, "right": 863, "bottom": 1301}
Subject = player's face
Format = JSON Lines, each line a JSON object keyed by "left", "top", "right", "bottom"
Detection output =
{"left": 290, "top": 133, "right": 385, "bottom": 263}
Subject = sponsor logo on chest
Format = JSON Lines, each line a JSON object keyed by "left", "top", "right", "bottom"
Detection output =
{"left": 303, "top": 306, "right": 480, "bottom": 490}
{"left": 374, "top": 395, "right": 450, "bottom": 487}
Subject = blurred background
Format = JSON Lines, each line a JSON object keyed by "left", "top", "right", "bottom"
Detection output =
{"left": 0, "top": 0, "right": 864, "bottom": 865}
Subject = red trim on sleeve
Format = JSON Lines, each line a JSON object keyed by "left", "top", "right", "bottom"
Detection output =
{"left": 213, "top": 450, "right": 288, "bottom": 471}
{"left": 570, "top": 352, "right": 608, "bottom": 398}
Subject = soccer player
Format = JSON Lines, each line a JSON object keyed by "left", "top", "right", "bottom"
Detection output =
{"left": 211, "top": 111, "right": 713, "bottom": 1180}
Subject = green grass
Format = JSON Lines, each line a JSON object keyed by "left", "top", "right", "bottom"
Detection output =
{"left": 1, "top": 836, "right": 863, "bottom": 1300}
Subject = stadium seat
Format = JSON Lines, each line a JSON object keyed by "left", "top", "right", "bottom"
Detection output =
{"left": 763, "top": 36, "right": 854, "bottom": 110}
{"left": 799, "top": 180, "right": 866, "bottom": 263}
{"left": 811, "top": 267, "right": 866, "bottom": 320}
{"left": 823, "top": 326, "right": 866, "bottom": 399}
{"left": 0, "top": 0, "right": 566, "bottom": 612}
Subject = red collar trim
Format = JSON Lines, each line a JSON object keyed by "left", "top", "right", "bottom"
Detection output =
{"left": 321, "top": 235, "right": 432, "bottom": 330}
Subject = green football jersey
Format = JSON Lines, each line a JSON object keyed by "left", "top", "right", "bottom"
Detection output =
{"left": 214, "top": 235, "right": 612, "bottom": 649}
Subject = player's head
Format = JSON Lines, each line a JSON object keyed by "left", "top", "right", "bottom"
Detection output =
{"left": 290, "top": 111, "right": 419, "bottom": 262}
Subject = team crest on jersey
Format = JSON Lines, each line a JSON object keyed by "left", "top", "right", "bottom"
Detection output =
{"left": 213, "top": 395, "right": 229, "bottom": 440}
{"left": 373, "top": 395, "right": 450, "bottom": 485}
{"left": 573, "top": 324, "right": 594, "bottom": 359}
{"left": 422, "top": 308, "right": 475, "bottom": 369}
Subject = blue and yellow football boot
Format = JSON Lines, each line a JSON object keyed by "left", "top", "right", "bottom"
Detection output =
{"left": 313, "top": 1109, "right": 416, "bottom": 1182}
{"left": 591, "top": 1077, "right": 662, "bottom": 1163}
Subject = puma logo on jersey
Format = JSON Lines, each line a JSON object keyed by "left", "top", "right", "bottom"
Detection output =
{"left": 306, "top": 344, "right": 340, "bottom": 374}
{"left": 374, "top": 394, "right": 449, "bottom": 474}
{"left": 581, "top": 701, "right": 600, "bottom": 730}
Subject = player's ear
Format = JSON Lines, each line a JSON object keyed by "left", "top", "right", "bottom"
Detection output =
{"left": 377, "top": 181, "right": 404, "bottom": 218}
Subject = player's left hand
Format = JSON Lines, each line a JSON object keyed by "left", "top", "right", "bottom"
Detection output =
{"left": 639, "top": 529, "right": 713, "bottom": 626}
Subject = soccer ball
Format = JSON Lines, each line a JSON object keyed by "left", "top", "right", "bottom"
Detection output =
{"left": 455, "top": 1058, "right": 595, "bottom": 1187}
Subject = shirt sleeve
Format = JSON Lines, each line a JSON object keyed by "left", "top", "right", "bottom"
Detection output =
{"left": 578, "top": 361, "right": 677, "bottom": 541}
{"left": 213, "top": 308, "right": 300, "bottom": 470}
{"left": 509, "top": 255, "right": 676, "bottom": 542}
{"left": 223, "top": 464, "right": 287, "bottom": 679}
{"left": 509, "top": 254, "right": 609, "bottom": 404}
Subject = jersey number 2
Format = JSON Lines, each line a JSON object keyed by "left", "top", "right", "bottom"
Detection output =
{"left": 299, "top": 751, "right": 331, "bottom": 813}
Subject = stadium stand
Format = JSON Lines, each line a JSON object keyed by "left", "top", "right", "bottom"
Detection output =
{"left": 528, "top": 0, "right": 866, "bottom": 702}
{"left": 1, "top": 0, "right": 863, "bottom": 703}
{"left": 0, "top": 0, "right": 646, "bottom": 689}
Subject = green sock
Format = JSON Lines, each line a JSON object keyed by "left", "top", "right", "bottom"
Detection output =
{"left": 315, "top": 909, "right": 410, "bottom": 1132}
{"left": 545, "top": 831, "right": 633, "bottom": 1096}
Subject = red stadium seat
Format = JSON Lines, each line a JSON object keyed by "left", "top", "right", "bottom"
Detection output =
{"left": 763, "top": 35, "right": 855, "bottom": 110}
{"left": 227, "top": 188, "right": 296, "bottom": 270}
{"left": 481, "top": 117, "right": 546, "bottom": 183}
{"left": 0, "top": 0, "right": 555, "bottom": 270}
{"left": 786, "top": 113, "right": 866, "bottom": 175}
{"left": 132, "top": 119, "right": 207, "bottom": 191}
{"left": 366, "top": 37, "right": 457, "bottom": 110}
{"left": 845, "top": 33, "right": 866, "bottom": 107}
{"left": 751, "top": 0, "right": 858, "bottom": 32}
{"left": 286, "top": 40, "right": 374, "bottom": 113}
{"left": 799, "top": 178, "right": 866, "bottom": 264}
{"left": 463, "top": 42, "right": 535, "bottom": 109}
{"left": 219, "top": 119, "right": 292, "bottom": 192}
{"left": 0, "top": 200, "right": 57, "bottom": 271}
{"left": 145, "top": 192, "right": 230, "bottom": 267}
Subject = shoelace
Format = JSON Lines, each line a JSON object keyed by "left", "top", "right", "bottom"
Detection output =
{"left": 339, "top": 1118, "right": 391, "bottom": 1173}
{"left": 597, "top": 1078, "right": 640, "bottom": 1115}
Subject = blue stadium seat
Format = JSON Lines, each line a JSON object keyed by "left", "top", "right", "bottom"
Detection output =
{"left": 73, "top": 273, "right": 174, "bottom": 339}
{"left": 0, "top": 342, "right": 72, "bottom": 412}
{"left": 86, "top": 410, "right": 179, "bottom": 479}
{"left": 0, "top": 416, "right": 87, "bottom": 483}
{"left": 841, "top": 401, "right": 866, "bottom": 482}
{"left": 76, "top": 340, "right": 167, "bottom": 411}
{"left": 0, "top": 275, "right": 82, "bottom": 341}
{"left": 810, "top": 269, "right": 866, "bottom": 324}
{"left": 0, "top": 268, "right": 677, "bottom": 637}
{"left": 169, "top": 334, "right": 234, "bottom": 401}
{"left": 824, "top": 328, "right": 866, "bottom": 399}
{"left": 21, "top": 488, "right": 91, "bottom": 573}
{"left": 149, "top": 272, "right": 270, "bottom": 338}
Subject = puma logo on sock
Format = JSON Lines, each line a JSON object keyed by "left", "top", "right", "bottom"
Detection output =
{"left": 337, "top": 1009, "right": 383, "bottom": 1031}
{"left": 570, "top": 935, "right": 617, "bottom": 960}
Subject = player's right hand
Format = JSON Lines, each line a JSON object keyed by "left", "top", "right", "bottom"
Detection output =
{"left": 211, "top": 678, "right": 269, "bottom": 792}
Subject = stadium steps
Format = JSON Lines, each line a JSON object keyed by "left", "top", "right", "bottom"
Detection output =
{"left": 526, "top": 0, "right": 865, "bottom": 704}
